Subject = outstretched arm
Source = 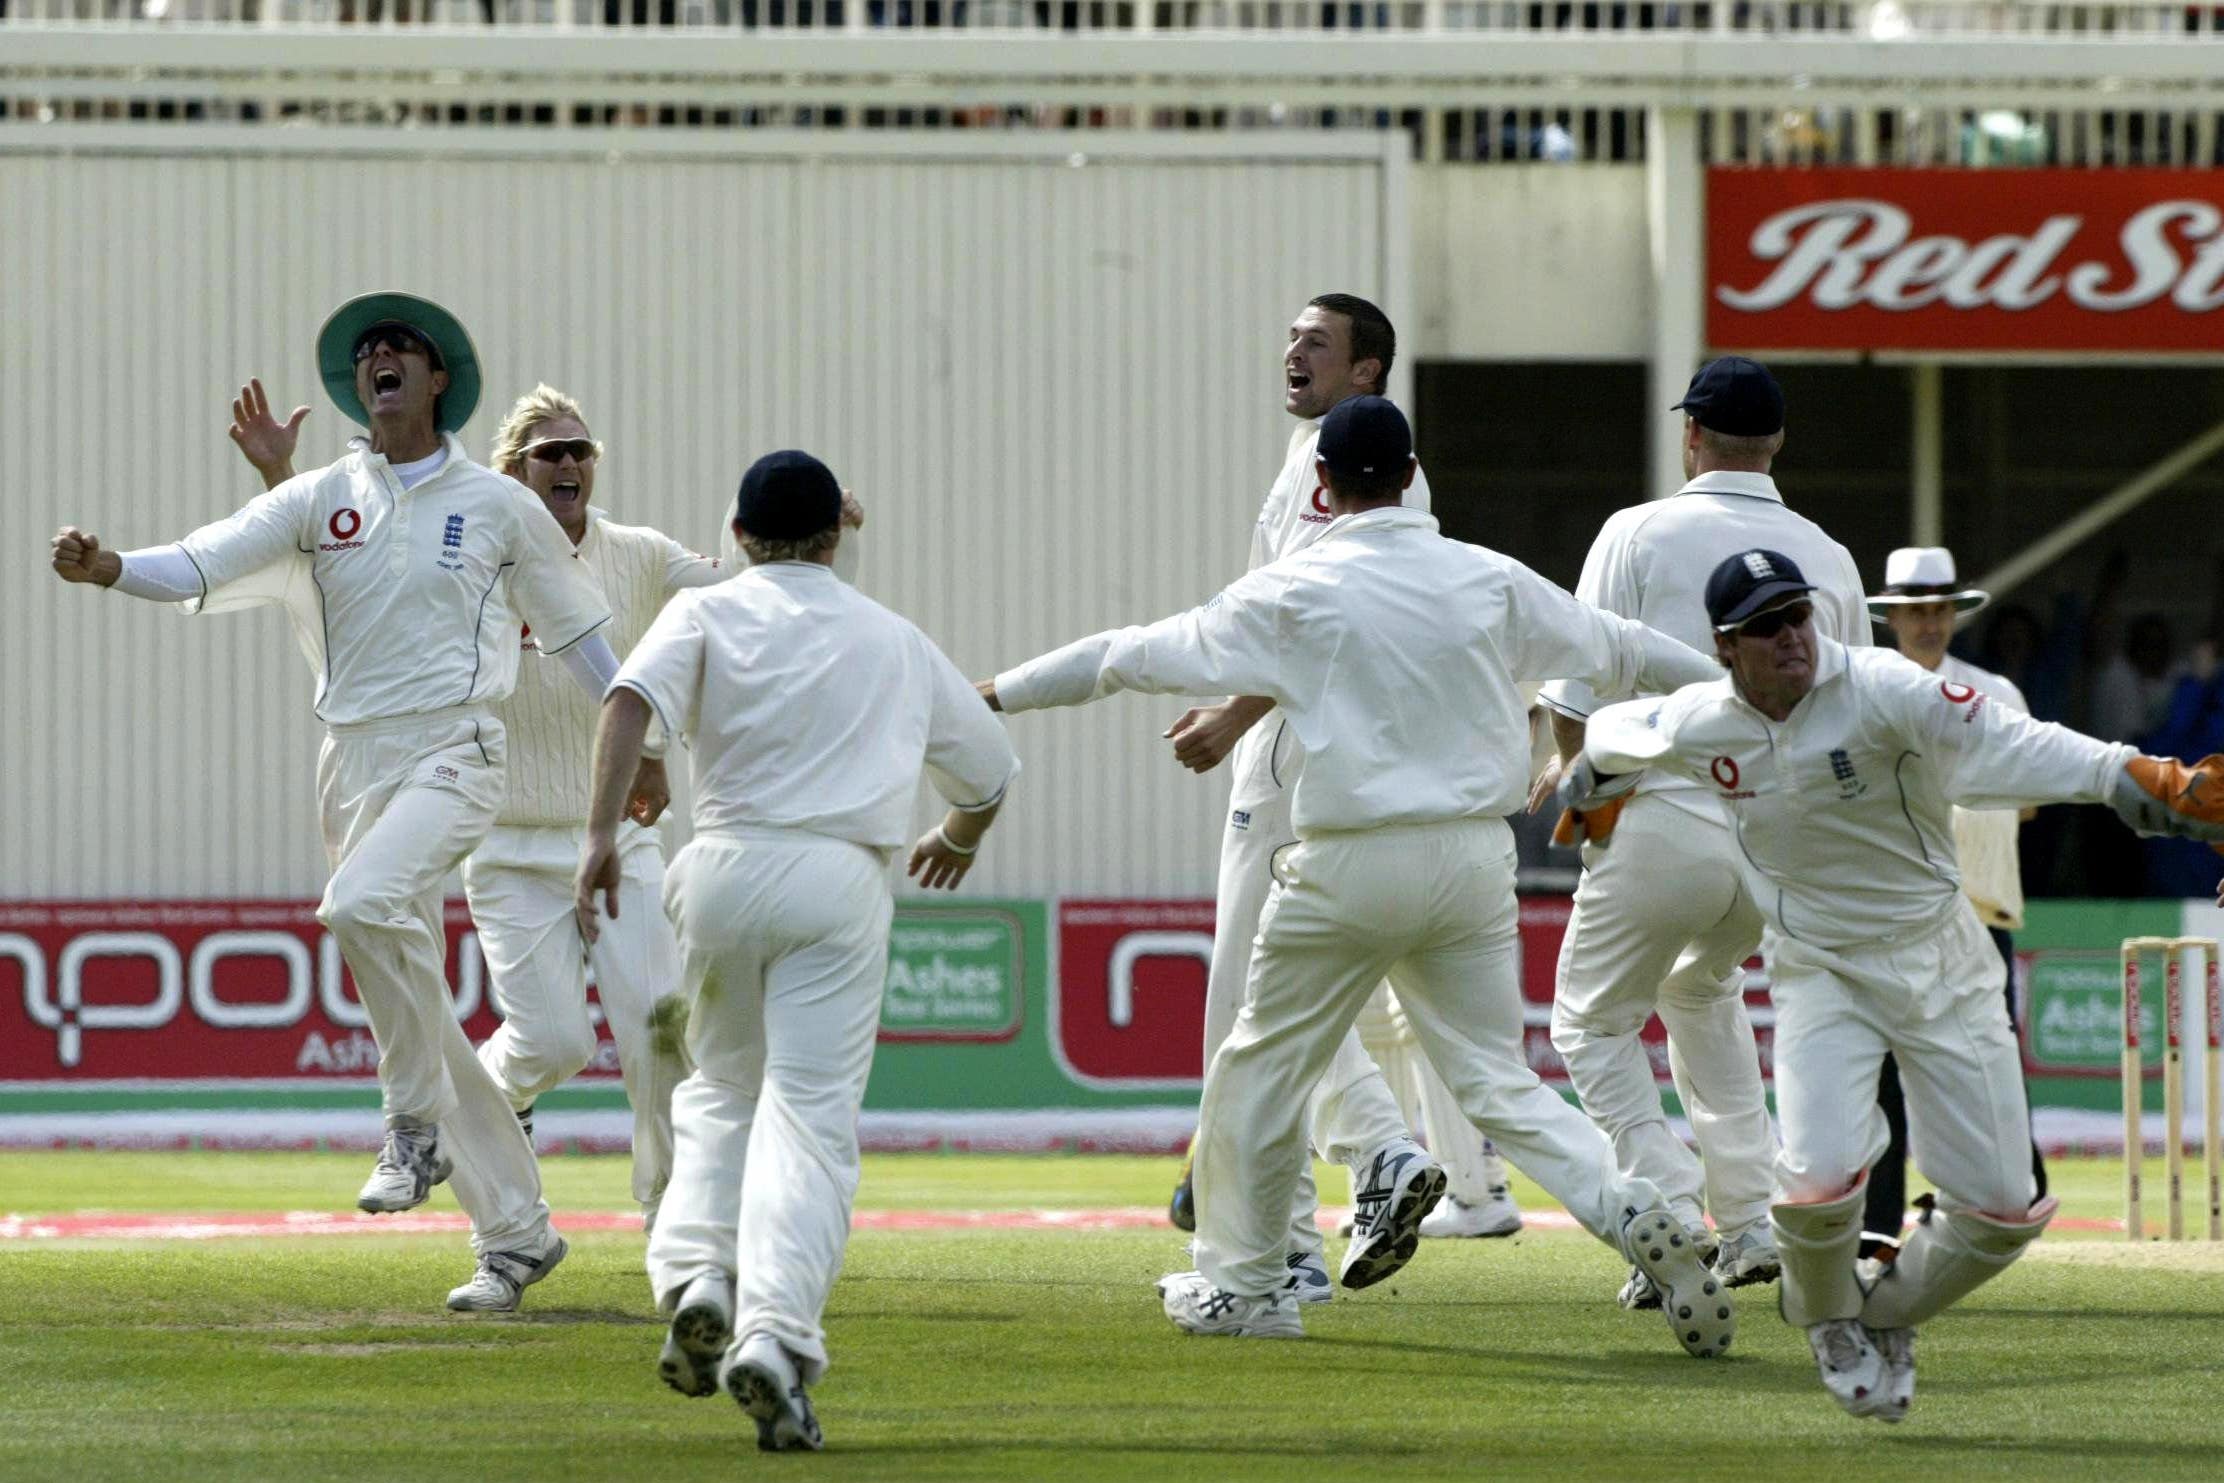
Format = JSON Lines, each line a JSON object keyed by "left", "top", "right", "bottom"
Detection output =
{"left": 991, "top": 573, "right": 1287, "bottom": 716}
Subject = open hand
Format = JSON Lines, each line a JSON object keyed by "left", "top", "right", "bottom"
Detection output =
{"left": 907, "top": 827, "right": 976, "bottom": 890}
{"left": 227, "top": 378, "right": 309, "bottom": 482}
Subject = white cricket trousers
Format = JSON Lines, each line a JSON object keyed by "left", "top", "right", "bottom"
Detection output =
{"left": 465, "top": 822, "right": 689, "bottom": 1211}
{"left": 1550, "top": 794, "right": 1777, "bottom": 1236}
{"left": 1194, "top": 817, "right": 1638, "bottom": 1297}
{"left": 1769, "top": 905, "right": 2036, "bottom": 1218}
{"left": 1353, "top": 985, "right": 1506, "bottom": 1203}
{"left": 645, "top": 829, "right": 894, "bottom": 1386}
{"left": 314, "top": 707, "right": 549, "bottom": 1256}
{"left": 1206, "top": 719, "right": 1416, "bottom": 1256}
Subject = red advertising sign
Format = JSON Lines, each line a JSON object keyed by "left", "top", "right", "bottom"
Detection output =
{"left": 1708, "top": 168, "right": 2224, "bottom": 353}
{"left": 1054, "top": 900, "right": 1217, "bottom": 1089}
{"left": 1052, "top": 896, "right": 1774, "bottom": 1091}
{"left": 0, "top": 901, "right": 622, "bottom": 1084}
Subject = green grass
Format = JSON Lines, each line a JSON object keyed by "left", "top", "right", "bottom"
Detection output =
{"left": 1, "top": 1152, "right": 2220, "bottom": 1482}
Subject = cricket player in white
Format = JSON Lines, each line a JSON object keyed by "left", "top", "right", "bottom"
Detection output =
{"left": 1162, "top": 294, "right": 1515, "bottom": 1290}
{"left": 225, "top": 379, "right": 743, "bottom": 1224}
{"left": 1568, "top": 548, "right": 2224, "bottom": 1419}
{"left": 578, "top": 450, "right": 1019, "bottom": 1452}
{"left": 989, "top": 397, "right": 1735, "bottom": 1355}
{"left": 1538, "top": 357, "right": 1867, "bottom": 1307}
{"left": 52, "top": 291, "right": 638, "bottom": 1312}
{"left": 1860, "top": 545, "right": 2047, "bottom": 1261}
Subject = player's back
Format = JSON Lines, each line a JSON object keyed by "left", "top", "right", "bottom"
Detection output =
{"left": 1541, "top": 472, "right": 1866, "bottom": 731}
{"left": 652, "top": 565, "right": 1002, "bottom": 852}
{"left": 1269, "top": 511, "right": 1591, "bottom": 831}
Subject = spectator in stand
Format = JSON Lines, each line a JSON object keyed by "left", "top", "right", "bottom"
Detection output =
{"left": 2092, "top": 615, "right": 2181, "bottom": 742}
{"left": 2137, "top": 638, "right": 2224, "bottom": 897}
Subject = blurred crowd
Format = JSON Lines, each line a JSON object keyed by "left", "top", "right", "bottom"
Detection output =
{"left": 1909, "top": 550, "right": 2224, "bottom": 899}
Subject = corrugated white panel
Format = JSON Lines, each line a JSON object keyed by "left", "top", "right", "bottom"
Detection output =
{"left": 0, "top": 143, "right": 1391, "bottom": 901}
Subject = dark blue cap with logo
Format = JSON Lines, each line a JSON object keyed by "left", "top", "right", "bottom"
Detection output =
{"left": 1673, "top": 356, "right": 1786, "bottom": 437}
{"left": 733, "top": 450, "right": 842, "bottom": 541}
{"left": 1706, "top": 548, "right": 1816, "bottom": 631}
{"left": 1316, "top": 395, "right": 1413, "bottom": 478}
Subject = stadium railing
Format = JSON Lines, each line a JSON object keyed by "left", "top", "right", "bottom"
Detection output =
{"left": 2, "top": 0, "right": 2222, "bottom": 35}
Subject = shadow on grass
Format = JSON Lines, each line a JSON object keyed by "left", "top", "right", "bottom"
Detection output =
{"left": 1300, "top": 1334, "right": 1784, "bottom": 1388}
{"left": 1881, "top": 1433, "right": 2224, "bottom": 1468}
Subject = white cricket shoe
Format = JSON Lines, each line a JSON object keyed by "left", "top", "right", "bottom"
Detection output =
{"left": 724, "top": 1332, "right": 824, "bottom": 1452}
{"left": 1869, "top": 1325, "right": 1916, "bottom": 1423}
{"left": 1419, "top": 1186, "right": 1523, "bottom": 1239}
{"left": 356, "top": 1121, "right": 453, "bottom": 1214}
{"left": 1340, "top": 1137, "right": 1446, "bottom": 1289}
{"left": 659, "top": 1272, "right": 735, "bottom": 1398}
{"left": 1617, "top": 1219, "right": 1710, "bottom": 1310}
{"left": 1621, "top": 1206, "right": 1735, "bottom": 1359}
{"left": 445, "top": 1233, "right": 568, "bottom": 1313}
{"left": 1806, "top": 1318, "right": 1892, "bottom": 1419}
{"left": 1157, "top": 1271, "right": 1303, "bottom": 1339}
{"left": 1710, "top": 1226, "right": 1782, "bottom": 1289}
{"left": 1283, "top": 1250, "right": 1334, "bottom": 1305}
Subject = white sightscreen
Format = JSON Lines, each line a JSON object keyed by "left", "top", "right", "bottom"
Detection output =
{"left": 0, "top": 132, "right": 1403, "bottom": 900}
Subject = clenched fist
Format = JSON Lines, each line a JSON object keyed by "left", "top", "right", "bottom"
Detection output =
{"left": 51, "top": 526, "right": 120, "bottom": 587}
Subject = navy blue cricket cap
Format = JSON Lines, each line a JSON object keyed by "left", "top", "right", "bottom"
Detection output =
{"left": 1316, "top": 395, "right": 1413, "bottom": 478}
{"left": 733, "top": 450, "right": 842, "bottom": 541}
{"left": 1673, "top": 356, "right": 1785, "bottom": 437}
{"left": 1706, "top": 549, "right": 1816, "bottom": 631}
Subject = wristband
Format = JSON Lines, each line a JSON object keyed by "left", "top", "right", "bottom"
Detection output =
{"left": 935, "top": 825, "right": 978, "bottom": 857}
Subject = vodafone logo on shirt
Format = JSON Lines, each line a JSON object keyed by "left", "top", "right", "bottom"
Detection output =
{"left": 1709, "top": 168, "right": 2224, "bottom": 352}
{"left": 320, "top": 507, "right": 365, "bottom": 553}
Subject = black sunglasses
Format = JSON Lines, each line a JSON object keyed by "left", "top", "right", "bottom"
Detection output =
{"left": 524, "top": 437, "right": 600, "bottom": 464}
{"left": 1734, "top": 601, "right": 1814, "bottom": 640}
{"left": 351, "top": 324, "right": 442, "bottom": 368}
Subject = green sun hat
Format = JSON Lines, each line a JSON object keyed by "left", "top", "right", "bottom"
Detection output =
{"left": 315, "top": 290, "right": 482, "bottom": 434}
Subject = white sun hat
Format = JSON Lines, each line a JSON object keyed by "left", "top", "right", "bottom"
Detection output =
{"left": 1867, "top": 546, "right": 1991, "bottom": 623}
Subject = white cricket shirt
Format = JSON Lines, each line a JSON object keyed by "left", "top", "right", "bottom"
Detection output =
{"left": 175, "top": 434, "right": 610, "bottom": 728}
{"left": 613, "top": 562, "right": 1019, "bottom": 852}
{"left": 1935, "top": 652, "right": 2030, "bottom": 930}
{"left": 1586, "top": 638, "right": 2129, "bottom": 951}
{"left": 1539, "top": 470, "right": 1871, "bottom": 823}
{"left": 500, "top": 508, "right": 727, "bottom": 826}
{"left": 995, "top": 507, "right": 1719, "bottom": 836}
{"left": 1250, "top": 418, "right": 1434, "bottom": 572}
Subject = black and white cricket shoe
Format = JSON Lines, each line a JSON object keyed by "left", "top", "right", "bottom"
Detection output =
{"left": 1339, "top": 1137, "right": 1446, "bottom": 1290}
{"left": 724, "top": 1333, "right": 824, "bottom": 1452}
{"left": 1283, "top": 1250, "right": 1334, "bottom": 1305}
{"left": 446, "top": 1233, "right": 568, "bottom": 1313}
{"left": 1157, "top": 1271, "right": 1303, "bottom": 1339}
{"left": 658, "top": 1272, "right": 735, "bottom": 1398}
{"left": 356, "top": 1121, "right": 453, "bottom": 1214}
{"left": 1621, "top": 1205, "right": 1734, "bottom": 1359}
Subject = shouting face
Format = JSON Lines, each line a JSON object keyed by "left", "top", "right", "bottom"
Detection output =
{"left": 513, "top": 415, "right": 598, "bottom": 543}
{"left": 1283, "top": 305, "right": 1376, "bottom": 420}
{"left": 351, "top": 323, "right": 448, "bottom": 429}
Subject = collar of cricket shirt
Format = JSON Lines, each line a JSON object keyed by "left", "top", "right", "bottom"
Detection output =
{"left": 1319, "top": 505, "right": 1439, "bottom": 540}
{"left": 1677, "top": 470, "right": 1784, "bottom": 505}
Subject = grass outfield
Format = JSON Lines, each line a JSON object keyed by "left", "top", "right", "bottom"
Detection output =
{"left": 2, "top": 1153, "right": 2221, "bottom": 1482}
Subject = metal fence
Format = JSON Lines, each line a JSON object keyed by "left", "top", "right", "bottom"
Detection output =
{"left": 5, "top": 0, "right": 2224, "bottom": 33}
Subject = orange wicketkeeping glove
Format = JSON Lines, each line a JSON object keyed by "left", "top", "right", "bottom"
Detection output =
{"left": 2115, "top": 754, "right": 2224, "bottom": 843}
{"left": 1552, "top": 797, "right": 1629, "bottom": 847}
